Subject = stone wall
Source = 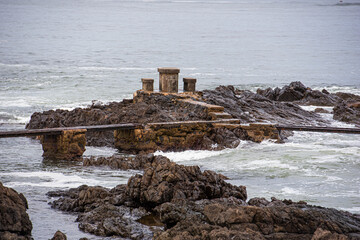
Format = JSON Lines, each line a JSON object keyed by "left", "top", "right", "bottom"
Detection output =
{"left": 114, "top": 121, "right": 281, "bottom": 153}
{"left": 41, "top": 129, "right": 86, "bottom": 160}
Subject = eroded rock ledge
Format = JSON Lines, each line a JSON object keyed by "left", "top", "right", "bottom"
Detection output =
{"left": 27, "top": 83, "right": 333, "bottom": 151}
{"left": 47, "top": 155, "right": 360, "bottom": 240}
{"left": 256, "top": 81, "right": 360, "bottom": 126}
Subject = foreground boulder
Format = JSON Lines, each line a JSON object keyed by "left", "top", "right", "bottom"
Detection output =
{"left": 47, "top": 155, "right": 360, "bottom": 239}
{"left": 0, "top": 182, "right": 32, "bottom": 240}
{"left": 155, "top": 197, "right": 360, "bottom": 240}
{"left": 126, "top": 155, "right": 247, "bottom": 207}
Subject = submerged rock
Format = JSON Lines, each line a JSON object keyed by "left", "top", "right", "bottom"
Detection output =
{"left": 0, "top": 182, "right": 32, "bottom": 240}
{"left": 50, "top": 230, "right": 67, "bottom": 240}
{"left": 83, "top": 153, "right": 155, "bottom": 170}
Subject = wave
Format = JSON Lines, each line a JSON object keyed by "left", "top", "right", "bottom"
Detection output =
{"left": 1, "top": 170, "right": 129, "bottom": 189}
{"left": 154, "top": 148, "right": 233, "bottom": 162}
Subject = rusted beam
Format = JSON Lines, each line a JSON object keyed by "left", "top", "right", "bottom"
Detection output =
{"left": 276, "top": 125, "right": 360, "bottom": 134}
{"left": 0, "top": 123, "right": 143, "bottom": 138}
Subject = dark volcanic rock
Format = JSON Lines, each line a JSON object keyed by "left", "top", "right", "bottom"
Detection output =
{"left": 333, "top": 102, "right": 360, "bottom": 126}
{"left": 203, "top": 85, "right": 327, "bottom": 125}
{"left": 77, "top": 204, "right": 155, "bottom": 239}
{"left": 48, "top": 155, "right": 360, "bottom": 239}
{"left": 126, "top": 155, "right": 246, "bottom": 208}
{"left": 83, "top": 153, "right": 155, "bottom": 170}
{"left": 27, "top": 84, "right": 333, "bottom": 149}
{"left": 50, "top": 230, "right": 67, "bottom": 240}
{"left": 26, "top": 94, "right": 208, "bottom": 147}
{"left": 257, "top": 81, "right": 341, "bottom": 106}
{"left": 0, "top": 182, "right": 32, "bottom": 240}
{"left": 155, "top": 197, "right": 360, "bottom": 240}
{"left": 48, "top": 155, "right": 247, "bottom": 239}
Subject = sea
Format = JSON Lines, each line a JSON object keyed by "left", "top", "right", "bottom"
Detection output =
{"left": 0, "top": 0, "right": 359, "bottom": 239}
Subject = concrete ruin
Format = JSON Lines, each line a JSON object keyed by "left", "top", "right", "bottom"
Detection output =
{"left": 24, "top": 68, "right": 282, "bottom": 160}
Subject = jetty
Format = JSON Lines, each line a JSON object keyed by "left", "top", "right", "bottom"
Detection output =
{"left": 1, "top": 67, "right": 359, "bottom": 160}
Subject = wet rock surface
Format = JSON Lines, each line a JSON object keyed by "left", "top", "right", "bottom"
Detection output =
{"left": 50, "top": 230, "right": 67, "bottom": 240}
{"left": 83, "top": 153, "right": 155, "bottom": 170}
{"left": 333, "top": 102, "right": 360, "bottom": 126}
{"left": 27, "top": 84, "right": 335, "bottom": 149}
{"left": 155, "top": 197, "right": 360, "bottom": 240}
{"left": 202, "top": 85, "right": 327, "bottom": 125}
{"left": 0, "top": 182, "right": 32, "bottom": 240}
{"left": 256, "top": 82, "right": 360, "bottom": 126}
{"left": 26, "top": 93, "right": 208, "bottom": 147}
{"left": 256, "top": 81, "right": 342, "bottom": 106}
{"left": 47, "top": 155, "right": 360, "bottom": 240}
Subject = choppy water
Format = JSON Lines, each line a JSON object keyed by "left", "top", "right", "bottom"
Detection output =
{"left": 1, "top": 0, "right": 360, "bottom": 239}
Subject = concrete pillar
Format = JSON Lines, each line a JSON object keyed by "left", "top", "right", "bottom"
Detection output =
{"left": 41, "top": 129, "right": 86, "bottom": 160}
{"left": 141, "top": 78, "right": 154, "bottom": 92}
{"left": 158, "top": 67, "right": 180, "bottom": 93}
{"left": 183, "top": 78, "right": 197, "bottom": 92}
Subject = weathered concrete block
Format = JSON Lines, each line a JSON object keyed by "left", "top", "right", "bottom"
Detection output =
{"left": 183, "top": 78, "right": 197, "bottom": 92}
{"left": 141, "top": 78, "right": 154, "bottom": 92}
{"left": 241, "top": 123, "right": 280, "bottom": 142}
{"left": 158, "top": 67, "right": 180, "bottom": 93}
{"left": 41, "top": 129, "right": 86, "bottom": 160}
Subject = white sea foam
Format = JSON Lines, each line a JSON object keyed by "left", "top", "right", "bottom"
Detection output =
{"left": 300, "top": 105, "right": 333, "bottom": 112}
{"left": 0, "top": 98, "right": 32, "bottom": 108}
{"left": 339, "top": 207, "right": 360, "bottom": 214}
{"left": 84, "top": 146, "right": 118, "bottom": 157}
{"left": 2, "top": 171, "right": 96, "bottom": 188}
{"left": 313, "top": 85, "right": 360, "bottom": 95}
{"left": 237, "top": 159, "right": 299, "bottom": 171}
{"left": 281, "top": 187, "right": 304, "bottom": 196}
{"left": 1, "top": 171, "right": 117, "bottom": 189}
{"left": 154, "top": 148, "right": 233, "bottom": 162}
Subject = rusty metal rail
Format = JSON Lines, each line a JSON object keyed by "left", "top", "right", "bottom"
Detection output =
{"left": 276, "top": 125, "right": 360, "bottom": 134}
{"left": 0, "top": 123, "right": 142, "bottom": 138}
{"left": 1, "top": 121, "right": 360, "bottom": 138}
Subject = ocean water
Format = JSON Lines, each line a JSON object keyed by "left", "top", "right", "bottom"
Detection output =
{"left": 0, "top": 0, "right": 360, "bottom": 239}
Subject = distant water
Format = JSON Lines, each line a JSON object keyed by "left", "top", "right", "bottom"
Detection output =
{"left": 0, "top": 0, "right": 360, "bottom": 239}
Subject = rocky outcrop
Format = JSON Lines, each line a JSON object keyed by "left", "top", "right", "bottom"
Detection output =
{"left": 256, "top": 81, "right": 342, "bottom": 106}
{"left": 27, "top": 84, "right": 330, "bottom": 150}
{"left": 26, "top": 93, "right": 208, "bottom": 147}
{"left": 47, "top": 155, "right": 360, "bottom": 240}
{"left": 0, "top": 182, "right": 32, "bottom": 240}
{"left": 126, "top": 156, "right": 247, "bottom": 207}
{"left": 47, "top": 155, "right": 247, "bottom": 239}
{"left": 333, "top": 102, "right": 360, "bottom": 126}
{"left": 83, "top": 153, "right": 155, "bottom": 170}
{"left": 203, "top": 85, "right": 327, "bottom": 125}
{"left": 50, "top": 230, "right": 67, "bottom": 240}
{"left": 155, "top": 197, "right": 360, "bottom": 240}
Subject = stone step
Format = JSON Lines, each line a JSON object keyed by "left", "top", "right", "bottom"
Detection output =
{"left": 209, "top": 112, "right": 232, "bottom": 120}
{"left": 212, "top": 123, "right": 240, "bottom": 130}
{"left": 178, "top": 99, "right": 224, "bottom": 112}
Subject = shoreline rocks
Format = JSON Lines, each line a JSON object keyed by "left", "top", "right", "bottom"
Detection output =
{"left": 47, "top": 155, "right": 360, "bottom": 240}
{"left": 256, "top": 82, "right": 360, "bottom": 126}
{"left": 0, "top": 182, "right": 32, "bottom": 240}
